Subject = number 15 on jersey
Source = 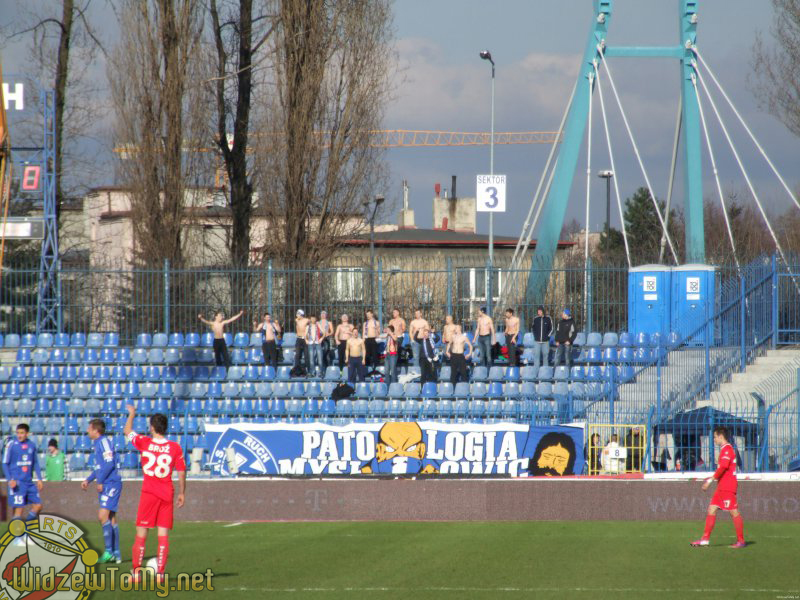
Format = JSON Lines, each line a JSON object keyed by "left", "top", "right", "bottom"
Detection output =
{"left": 476, "top": 174, "right": 506, "bottom": 213}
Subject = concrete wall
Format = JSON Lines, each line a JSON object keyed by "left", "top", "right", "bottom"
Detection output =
{"left": 23, "top": 480, "right": 800, "bottom": 522}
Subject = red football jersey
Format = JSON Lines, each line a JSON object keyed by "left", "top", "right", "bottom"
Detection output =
{"left": 127, "top": 433, "right": 186, "bottom": 502}
{"left": 714, "top": 443, "right": 738, "bottom": 493}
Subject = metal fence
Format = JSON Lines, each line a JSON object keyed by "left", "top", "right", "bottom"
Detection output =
{"left": 0, "top": 258, "right": 630, "bottom": 344}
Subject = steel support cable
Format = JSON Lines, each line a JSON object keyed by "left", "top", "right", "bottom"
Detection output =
{"left": 594, "top": 60, "right": 632, "bottom": 267}
{"left": 693, "top": 62, "right": 793, "bottom": 273}
{"left": 691, "top": 72, "right": 741, "bottom": 273}
{"left": 659, "top": 96, "right": 682, "bottom": 264}
{"left": 584, "top": 70, "right": 595, "bottom": 326}
{"left": 694, "top": 48, "right": 800, "bottom": 214}
{"left": 597, "top": 44, "right": 679, "bottom": 265}
{"left": 501, "top": 79, "right": 577, "bottom": 311}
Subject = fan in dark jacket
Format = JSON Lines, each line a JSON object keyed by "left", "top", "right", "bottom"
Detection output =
{"left": 553, "top": 309, "right": 577, "bottom": 367}
{"left": 531, "top": 306, "right": 553, "bottom": 369}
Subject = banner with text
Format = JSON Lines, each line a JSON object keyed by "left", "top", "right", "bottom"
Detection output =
{"left": 203, "top": 421, "right": 585, "bottom": 477}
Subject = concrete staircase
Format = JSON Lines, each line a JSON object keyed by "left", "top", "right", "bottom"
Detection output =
{"left": 705, "top": 348, "right": 800, "bottom": 414}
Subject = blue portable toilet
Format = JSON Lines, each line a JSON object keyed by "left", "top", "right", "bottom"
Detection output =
{"left": 628, "top": 265, "right": 671, "bottom": 337}
{"left": 671, "top": 264, "right": 716, "bottom": 346}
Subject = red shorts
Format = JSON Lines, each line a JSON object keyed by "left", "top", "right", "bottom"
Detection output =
{"left": 710, "top": 489, "right": 738, "bottom": 511}
{"left": 136, "top": 491, "right": 174, "bottom": 529}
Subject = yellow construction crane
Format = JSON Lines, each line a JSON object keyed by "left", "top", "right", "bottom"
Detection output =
{"left": 114, "top": 129, "right": 561, "bottom": 186}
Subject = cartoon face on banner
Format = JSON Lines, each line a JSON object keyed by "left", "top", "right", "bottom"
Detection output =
{"left": 528, "top": 432, "right": 577, "bottom": 476}
{"left": 360, "top": 422, "right": 439, "bottom": 474}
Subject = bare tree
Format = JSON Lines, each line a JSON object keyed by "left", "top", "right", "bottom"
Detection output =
{"left": 207, "top": 0, "right": 277, "bottom": 269}
{"left": 11, "top": 0, "right": 108, "bottom": 235}
{"left": 753, "top": 0, "right": 800, "bottom": 137}
{"left": 108, "top": 0, "right": 204, "bottom": 267}
{"left": 255, "top": 0, "right": 393, "bottom": 269}
{"left": 704, "top": 193, "right": 775, "bottom": 266}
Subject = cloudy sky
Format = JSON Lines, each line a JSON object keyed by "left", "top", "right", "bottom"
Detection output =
{"left": 2, "top": 0, "right": 798, "bottom": 241}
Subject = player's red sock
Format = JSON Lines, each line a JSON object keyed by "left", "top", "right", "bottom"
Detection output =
{"left": 732, "top": 514, "right": 745, "bottom": 542}
{"left": 157, "top": 536, "right": 169, "bottom": 574}
{"left": 132, "top": 536, "right": 147, "bottom": 570}
{"left": 702, "top": 514, "right": 716, "bottom": 540}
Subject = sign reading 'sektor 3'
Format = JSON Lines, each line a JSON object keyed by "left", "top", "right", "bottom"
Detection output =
{"left": 204, "top": 421, "right": 585, "bottom": 477}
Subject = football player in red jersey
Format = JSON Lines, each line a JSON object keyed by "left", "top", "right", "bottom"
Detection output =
{"left": 123, "top": 404, "right": 187, "bottom": 580}
{"left": 691, "top": 426, "right": 746, "bottom": 548}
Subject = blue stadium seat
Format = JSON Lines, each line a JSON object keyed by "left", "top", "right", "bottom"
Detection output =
{"left": 618, "top": 332, "right": 634, "bottom": 347}
{"left": 486, "top": 382, "right": 503, "bottom": 399}
{"left": 601, "top": 332, "right": 619, "bottom": 348}
{"left": 572, "top": 332, "right": 587, "bottom": 347}
{"left": 122, "top": 453, "right": 139, "bottom": 470}
{"left": 200, "top": 332, "right": 214, "bottom": 347}
{"left": 233, "top": 333, "right": 249, "bottom": 348}
{"left": 34, "top": 398, "right": 50, "bottom": 415}
{"left": 4, "top": 334, "right": 20, "bottom": 348}
{"left": 585, "top": 365, "right": 602, "bottom": 381}
{"left": 420, "top": 382, "right": 437, "bottom": 398}
{"left": 276, "top": 366, "right": 291, "bottom": 381}
{"left": 156, "top": 382, "right": 173, "bottom": 397}
{"left": 184, "top": 332, "right": 200, "bottom": 347}
{"left": 535, "top": 382, "right": 553, "bottom": 399}
{"left": 585, "top": 332, "right": 602, "bottom": 347}
{"left": 63, "top": 348, "right": 80, "bottom": 364}
{"left": 86, "top": 333, "right": 103, "bottom": 348}
{"left": 602, "top": 347, "right": 618, "bottom": 363}
{"left": 403, "top": 399, "right": 421, "bottom": 419}
{"left": 249, "top": 332, "right": 263, "bottom": 347}
{"left": 468, "top": 399, "right": 486, "bottom": 420}
{"left": 246, "top": 348, "right": 264, "bottom": 364}
{"left": 21, "top": 333, "right": 37, "bottom": 348}
{"left": 583, "top": 347, "right": 601, "bottom": 364}
{"left": 164, "top": 347, "right": 181, "bottom": 365}
{"left": 633, "top": 348, "right": 651, "bottom": 364}
{"left": 131, "top": 348, "right": 148, "bottom": 364}
{"left": 225, "top": 366, "right": 243, "bottom": 381}
{"left": 84, "top": 398, "right": 101, "bottom": 414}
{"left": 488, "top": 366, "right": 504, "bottom": 381}
{"left": 152, "top": 333, "right": 168, "bottom": 348}
{"left": 167, "top": 333, "right": 184, "bottom": 347}
{"left": 667, "top": 331, "right": 682, "bottom": 349}
{"left": 472, "top": 366, "right": 488, "bottom": 382}
{"left": 95, "top": 365, "right": 112, "bottom": 381}
{"left": 553, "top": 366, "right": 569, "bottom": 382}
{"left": 404, "top": 382, "right": 421, "bottom": 398}
{"left": 537, "top": 366, "right": 554, "bottom": 381}
{"left": 16, "top": 348, "right": 32, "bottom": 364}
{"left": 634, "top": 332, "right": 649, "bottom": 348}
{"left": 272, "top": 382, "right": 289, "bottom": 398}
{"left": 420, "top": 398, "right": 437, "bottom": 419}
{"left": 261, "top": 366, "right": 276, "bottom": 381}
{"left": 619, "top": 347, "right": 634, "bottom": 363}
{"left": 16, "top": 397, "right": 34, "bottom": 414}
{"left": 31, "top": 349, "right": 49, "bottom": 364}
{"left": 649, "top": 332, "right": 662, "bottom": 348}
{"left": 471, "top": 381, "right": 488, "bottom": 398}
{"left": 240, "top": 365, "right": 259, "bottom": 382}
{"left": 437, "top": 382, "right": 454, "bottom": 398}
{"left": 53, "top": 333, "right": 70, "bottom": 347}
{"left": 569, "top": 366, "right": 584, "bottom": 381}
{"left": 207, "top": 366, "right": 226, "bottom": 381}
{"left": 453, "top": 381, "right": 471, "bottom": 398}
{"left": 147, "top": 348, "right": 164, "bottom": 364}
{"left": 282, "top": 332, "right": 297, "bottom": 348}
{"left": 504, "top": 366, "right": 520, "bottom": 382}
{"left": 37, "top": 333, "right": 54, "bottom": 348}
{"left": 453, "top": 399, "right": 468, "bottom": 418}
{"left": 136, "top": 333, "right": 152, "bottom": 348}
{"left": 0, "top": 366, "right": 10, "bottom": 382}
{"left": 324, "top": 366, "right": 341, "bottom": 381}
{"left": 69, "top": 453, "right": 87, "bottom": 471}
{"left": 103, "top": 332, "right": 119, "bottom": 347}
{"left": 439, "top": 365, "right": 451, "bottom": 382}
{"left": 505, "top": 382, "right": 521, "bottom": 399}
{"left": 371, "top": 382, "right": 388, "bottom": 399}
{"left": 619, "top": 365, "right": 635, "bottom": 383}
{"left": 387, "top": 382, "right": 404, "bottom": 399}
{"left": 49, "top": 348, "right": 66, "bottom": 364}
{"left": 521, "top": 366, "right": 538, "bottom": 381}
{"left": 254, "top": 382, "right": 272, "bottom": 398}
{"left": 117, "top": 346, "right": 131, "bottom": 365}
{"left": 84, "top": 348, "right": 99, "bottom": 363}
{"left": 522, "top": 332, "right": 535, "bottom": 347}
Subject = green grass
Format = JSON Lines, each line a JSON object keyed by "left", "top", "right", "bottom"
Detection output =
{"left": 85, "top": 520, "right": 799, "bottom": 600}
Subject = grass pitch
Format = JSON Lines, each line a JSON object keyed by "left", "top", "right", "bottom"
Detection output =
{"left": 88, "top": 520, "right": 800, "bottom": 599}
